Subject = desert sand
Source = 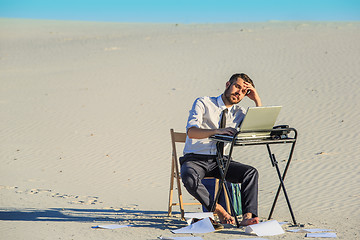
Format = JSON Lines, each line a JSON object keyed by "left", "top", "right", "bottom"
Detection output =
{"left": 0, "top": 18, "right": 359, "bottom": 239}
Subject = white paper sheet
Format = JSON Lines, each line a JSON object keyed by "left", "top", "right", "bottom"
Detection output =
{"left": 184, "top": 212, "right": 214, "bottom": 225}
{"left": 171, "top": 217, "right": 215, "bottom": 234}
{"left": 245, "top": 220, "right": 285, "bottom": 236}
{"left": 279, "top": 222, "right": 289, "bottom": 225}
{"left": 158, "top": 237, "right": 204, "bottom": 240}
{"left": 288, "top": 228, "right": 333, "bottom": 233}
{"left": 92, "top": 224, "right": 131, "bottom": 229}
{"left": 306, "top": 232, "right": 337, "bottom": 238}
{"left": 230, "top": 238, "right": 269, "bottom": 240}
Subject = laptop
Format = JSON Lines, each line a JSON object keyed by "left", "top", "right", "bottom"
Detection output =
{"left": 213, "top": 106, "right": 282, "bottom": 141}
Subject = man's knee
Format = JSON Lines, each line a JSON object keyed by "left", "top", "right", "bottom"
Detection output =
{"left": 251, "top": 167, "right": 258, "bottom": 176}
{"left": 247, "top": 166, "right": 259, "bottom": 180}
{"left": 181, "top": 166, "right": 200, "bottom": 190}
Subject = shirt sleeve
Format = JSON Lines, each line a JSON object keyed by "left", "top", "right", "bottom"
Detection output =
{"left": 186, "top": 97, "right": 205, "bottom": 132}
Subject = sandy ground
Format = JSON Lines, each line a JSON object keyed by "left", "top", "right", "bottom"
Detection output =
{"left": 0, "top": 18, "right": 359, "bottom": 239}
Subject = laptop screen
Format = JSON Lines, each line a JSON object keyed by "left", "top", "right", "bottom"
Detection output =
{"left": 237, "top": 106, "right": 282, "bottom": 139}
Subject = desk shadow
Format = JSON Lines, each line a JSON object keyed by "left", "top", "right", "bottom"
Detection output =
{"left": 0, "top": 208, "right": 184, "bottom": 230}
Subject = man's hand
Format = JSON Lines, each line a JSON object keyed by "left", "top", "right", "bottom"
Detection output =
{"left": 187, "top": 127, "right": 237, "bottom": 139}
{"left": 216, "top": 127, "right": 237, "bottom": 136}
{"left": 243, "top": 82, "right": 262, "bottom": 107}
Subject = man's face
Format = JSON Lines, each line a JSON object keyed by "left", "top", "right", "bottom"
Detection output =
{"left": 224, "top": 78, "right": 248, "bottom": 105}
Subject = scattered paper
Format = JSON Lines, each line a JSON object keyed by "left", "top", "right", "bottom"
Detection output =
{"left": 92, "top": 224, "right": 131, "bottom": 229}
{"left": 245, "top": 220, "right": 285, "bottom": 236}
{"left": 306, "top": 232, "right": 337, "bottom": 238}
{"left": 171, "top": 217, "right": 215, "bottom": 234}
{"left": 288, "top": 228, "right": 333, "bottom": 233}
{"left": 230, "top": 238, "right": 269, "bottom": 240}
{"left": 184, "top": 212, "right": 214, "bottom": 225}
{"left": 158, "top": 237, "right": 204, "bottom": 240}
{"left": 279, "top": 222, "right": 289, "bottom": 225}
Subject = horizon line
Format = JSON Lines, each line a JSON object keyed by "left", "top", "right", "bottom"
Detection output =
{"left": 2, "top": 17, "right": 360, "bottom": 25}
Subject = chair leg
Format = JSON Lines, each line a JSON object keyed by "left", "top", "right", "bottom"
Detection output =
{"left": 214, "top": 180, "right": 231, "bottom": 214}
{"left": 168, "top": 154, "right": 175, "bottom": 216}
{"left": 214, "top": 179, "right": 219, "bottom": 201}
{"left": 223, "top": 183, "right": 231, "bottom": 214}
{"left": 174, "top": 155, "right": 185, "bottom": 220}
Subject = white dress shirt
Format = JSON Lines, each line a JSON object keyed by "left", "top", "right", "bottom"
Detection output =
{"left": 183, "top": 95, "right": 246, "bottom": 155}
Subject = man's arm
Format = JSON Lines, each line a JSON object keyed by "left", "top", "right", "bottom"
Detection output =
{"left": 187, "top": 126, "right": 237, "bottom": 139}
{"left": 244, "top": 82, "right": 262, "bottom": 107}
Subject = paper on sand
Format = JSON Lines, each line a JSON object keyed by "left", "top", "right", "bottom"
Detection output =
{"left": 245, "top": 220, "right": 285, "bottom": 236}
{"left": 306, "top": 232, "right": 337, "bottom": 238}
{"left": 184, "top": 212, "right": 214, "bottom": 225}
{"left": 229, "top": 238, "right": 269, "bottom": 240}
{"left": 288, "top": 228, "right": 333, "bottom": 233}
{"left": 92, "top": 224, "right": 131, "bottom": 229}
{"left": 158, "top": 237, "right": 204, "bottom": 240}
{"left": 171, "top": 217, "right": 215, "bottom": 234}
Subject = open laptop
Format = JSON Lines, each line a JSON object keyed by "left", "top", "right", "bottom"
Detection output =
{"left": 213, "top": 106, "right": 282, "bottom": 141}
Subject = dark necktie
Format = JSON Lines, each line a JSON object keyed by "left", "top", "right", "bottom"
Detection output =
{"left": 217, "top": 109, "right": 227, "bottom": 154}
{"left": 220, "top": 109, "right": 227, "bottom": 128}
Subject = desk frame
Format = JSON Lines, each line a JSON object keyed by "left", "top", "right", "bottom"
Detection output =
{"left": 209, "top": 128, "right": 298, "bottom": 227}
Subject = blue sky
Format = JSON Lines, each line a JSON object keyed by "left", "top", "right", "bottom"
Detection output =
{"left": 0, "top": 0, "right": 359, "bottom": 23}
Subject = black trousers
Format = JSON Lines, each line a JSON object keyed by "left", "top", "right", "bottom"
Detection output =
{"left": 180, "top": 153, "right": 258, "bottom": 217}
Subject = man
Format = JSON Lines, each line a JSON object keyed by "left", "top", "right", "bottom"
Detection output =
{"left": 180, "top": 73, "right": 262, "bottom": 226}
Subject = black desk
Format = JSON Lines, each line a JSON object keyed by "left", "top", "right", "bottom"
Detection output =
{"left": 209, "top": 128, "right": 298, "bottom": 227}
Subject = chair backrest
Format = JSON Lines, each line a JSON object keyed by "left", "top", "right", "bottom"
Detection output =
{"left": 170, "top": 129, "right": 186, "bottom": 162}
{"left": 171, "top": 129, "right": 186, "bottom": 143}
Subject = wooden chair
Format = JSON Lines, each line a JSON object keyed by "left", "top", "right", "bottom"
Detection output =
{"left": 168, "top": 129, "right": 231, "bottom": 220}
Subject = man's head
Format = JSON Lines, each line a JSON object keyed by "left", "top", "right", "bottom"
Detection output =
{"left": 223, "top": 73, "right": 255, "bottom": 106}
{"left": 228, "top": 73, "right": 255, "bottom": 88}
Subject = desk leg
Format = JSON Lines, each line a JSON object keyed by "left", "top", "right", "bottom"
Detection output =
{"left": 267, "top": 145, "right": 297, "bottom": 225}
{"left": 211, "top": 155, "right": 240, "bottom": 228}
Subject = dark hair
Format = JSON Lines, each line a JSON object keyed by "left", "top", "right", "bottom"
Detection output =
{"left": 228, "top": 73, "right": 255, "bottom": 87}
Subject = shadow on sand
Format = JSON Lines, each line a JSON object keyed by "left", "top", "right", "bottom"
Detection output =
{"left": 0, "top": 208, "right": 184, "bottom": 230}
